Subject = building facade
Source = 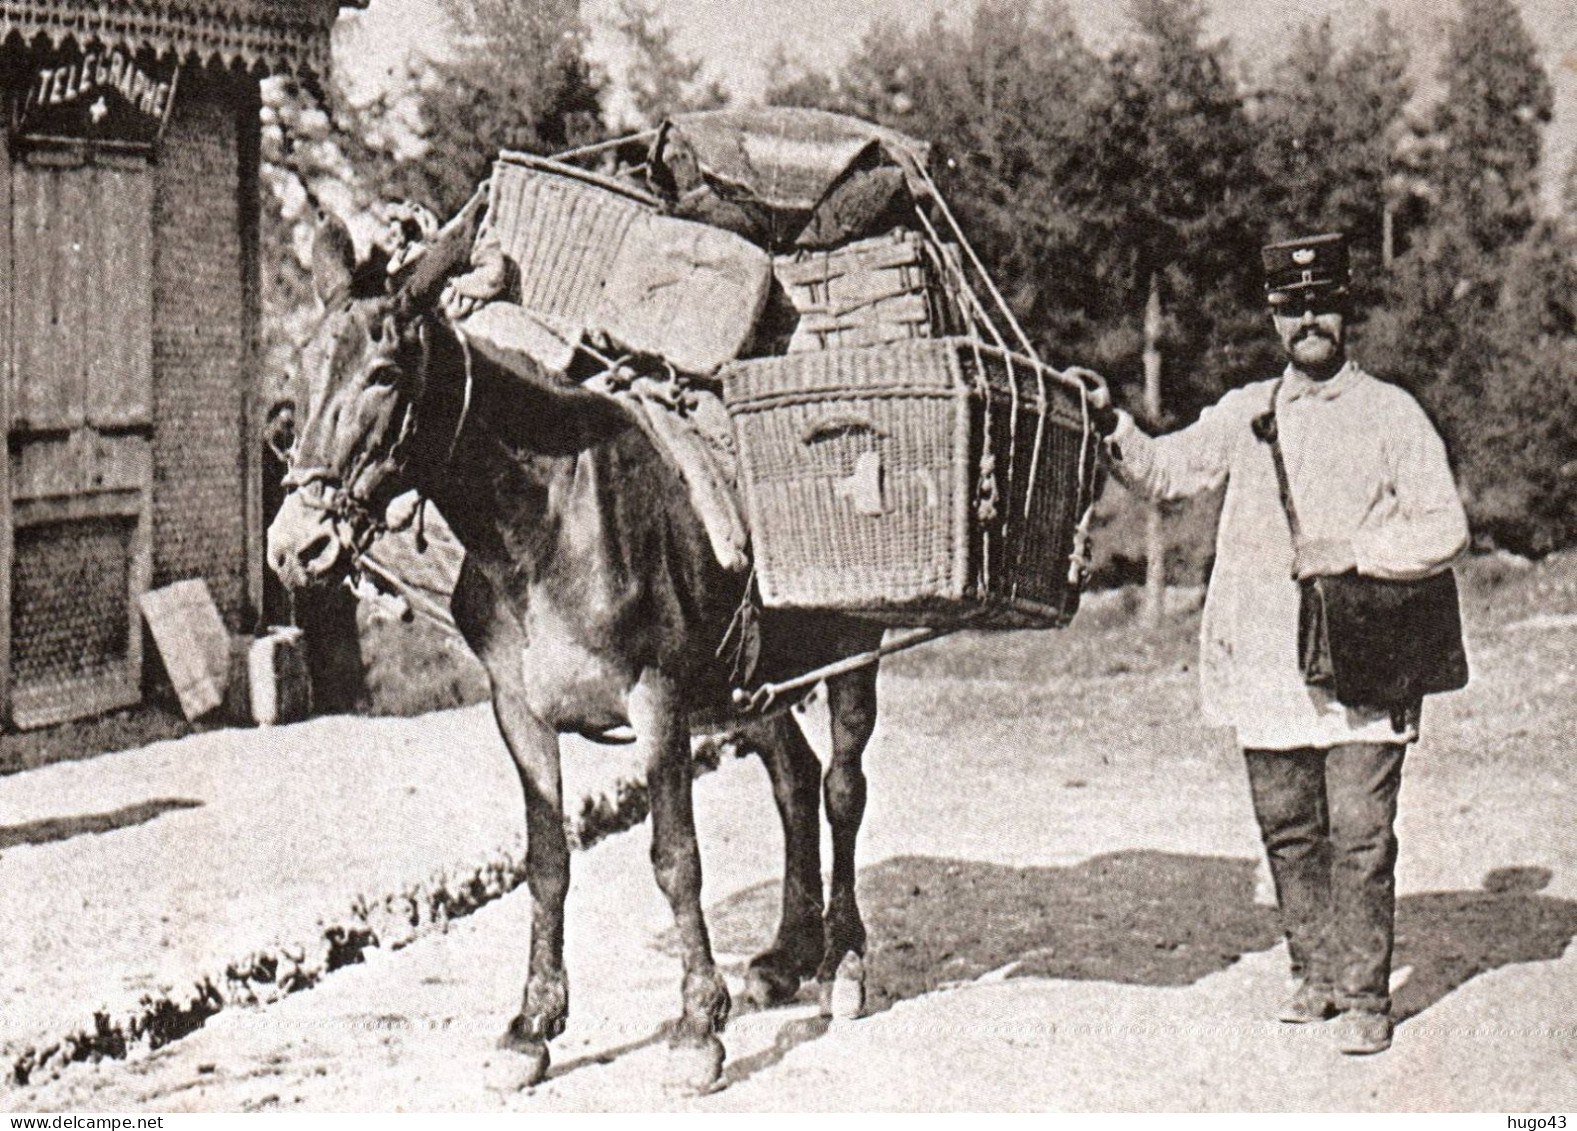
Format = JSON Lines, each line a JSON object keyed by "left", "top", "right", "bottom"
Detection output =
{"left": 1, "top": 0, "right": 357, "bottom": 728}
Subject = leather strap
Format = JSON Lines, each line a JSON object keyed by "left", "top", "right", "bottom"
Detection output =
{"left": 1256, "top": 379, "right": 1304, "bottom": 547}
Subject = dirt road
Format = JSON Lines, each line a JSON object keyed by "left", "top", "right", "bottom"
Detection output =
{"left": 3, "top": 558, "right": 1577, "bottom": 1110}
{"left": 8, "top": 563, "right": 1576, "bottom": 1111}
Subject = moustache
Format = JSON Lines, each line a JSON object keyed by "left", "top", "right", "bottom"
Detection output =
{"left": 1294, "top": 328, "right": 1334, "bottom": 344}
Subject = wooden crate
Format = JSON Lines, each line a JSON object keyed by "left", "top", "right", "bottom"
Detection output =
{"left": 724, "top": 339, "right": 1097, "bottom": 628}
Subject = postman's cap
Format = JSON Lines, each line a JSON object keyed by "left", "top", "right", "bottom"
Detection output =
{"left": 1263, "top": 232, "right": 1349, "bottom": 305}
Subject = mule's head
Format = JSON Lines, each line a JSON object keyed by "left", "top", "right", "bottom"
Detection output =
{"left": 267, "top": 212, "right": 461, "bottom": 590}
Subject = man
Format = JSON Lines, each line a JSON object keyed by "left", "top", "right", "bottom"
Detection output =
{"left": 1089, "top": 232, "right": 1469, "bottom": 1054}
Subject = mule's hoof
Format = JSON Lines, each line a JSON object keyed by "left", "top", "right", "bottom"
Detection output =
{"left": 663, "top": 1035, "right": 725, "bottom": 1095}
{"left": 818, "top": 952, "right": 866, "bottom": 1021}
{"left": 485, "top": 1039, "right": 550, "bottom": 1092}
{"left": 743, "top": 964, "right": 802, "bottom": 1011}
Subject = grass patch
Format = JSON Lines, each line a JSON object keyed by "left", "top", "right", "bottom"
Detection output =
{"left": 357, "top": 604, "right": 488, "bottom": 718}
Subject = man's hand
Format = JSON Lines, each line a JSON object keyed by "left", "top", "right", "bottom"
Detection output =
{"left": 440, "top": 284, "right": 485, "bottom": 322}
{"left": 1070, "top": 366, "right": 1119, "bottom": 437}
{"left": 1293, "top": 538, "right": 1357, "bottom": 580}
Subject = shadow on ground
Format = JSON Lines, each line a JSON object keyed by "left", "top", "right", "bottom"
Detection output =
{"left": 0, "top": 798, "right": 204, "bottom": 850}
{"left": 696, "top": 850, "right": 1279, "bottom": 1012}
{"left": 694, "top": 852, "right": 1577, "bottom": 1022}
{"left": 1393, "top": 866, "right": 1577, "bottom": 1021}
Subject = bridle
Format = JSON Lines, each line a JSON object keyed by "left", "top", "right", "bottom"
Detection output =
{"left": 279, "top": 307, "right": 453, "bottom": 578}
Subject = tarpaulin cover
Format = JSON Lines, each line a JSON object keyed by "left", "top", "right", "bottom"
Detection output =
{"left": 652, "top": 107, "right": 932, "bottom": 251}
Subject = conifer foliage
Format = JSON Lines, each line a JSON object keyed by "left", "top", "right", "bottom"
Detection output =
{"left": 262, "top": 0, "right": 1576, "bottom": 557}
{"left": 765, "top": 0, "right": 1574, "bottom": 556}
{"left": 614, "top": 0, "right": 728, "bottom": 126}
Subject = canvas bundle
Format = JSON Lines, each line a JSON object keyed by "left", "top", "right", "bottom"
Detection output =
{"left": 648, "top": 107, "right": 932, "bottom": 251}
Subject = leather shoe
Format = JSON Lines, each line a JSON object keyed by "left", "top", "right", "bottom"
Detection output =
{"left": 1333, "top": 1009, "right": 1393, "bottom": 1055}
{"left": 1276, "top": 981, "right": 1336, "bottom": 1024}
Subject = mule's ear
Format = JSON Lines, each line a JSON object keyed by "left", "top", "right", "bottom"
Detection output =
{"left": 311, "top": 214, "right": 358, "bottom": 307}
{"left": 394, "top": 188, "right": 487, "bottom": 314}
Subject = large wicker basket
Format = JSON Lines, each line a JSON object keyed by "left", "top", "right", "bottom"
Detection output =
{"left": 724, "top": 338, "right": 1097, "bottom": 628}
{"left": 485, "top": 152, "right": 654, "bottom": 326}
{"left": 483, "top": 151, "right": 770, "bottom": 374}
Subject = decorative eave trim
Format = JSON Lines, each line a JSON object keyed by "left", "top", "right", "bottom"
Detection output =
{"left": 1, "top": 1, "right": 366, "bottom": 78}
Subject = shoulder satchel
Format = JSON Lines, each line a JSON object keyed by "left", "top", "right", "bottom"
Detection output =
{"left": 1255, "top": 383, "right": 1469, "bottom": 710}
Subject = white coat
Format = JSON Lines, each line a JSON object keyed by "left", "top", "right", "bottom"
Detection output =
{"left": 1107, "top": 361, "right": 1469, "bottom": 750}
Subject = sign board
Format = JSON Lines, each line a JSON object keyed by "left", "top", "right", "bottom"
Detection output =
{"left": 11, "top": 42, "right": 180, "bottom": 150}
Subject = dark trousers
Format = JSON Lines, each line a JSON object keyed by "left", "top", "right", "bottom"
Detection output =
{"left": 1244, "top": 742, "right": 1405, "bottom": 1014}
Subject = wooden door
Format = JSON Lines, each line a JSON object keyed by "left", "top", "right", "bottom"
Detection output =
{"left": 3, "top": 152, "right": 154, "bottom": 729}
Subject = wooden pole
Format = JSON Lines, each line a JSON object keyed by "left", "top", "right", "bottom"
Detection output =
{"left": 1142, "top": 271, "right": 1166, "bottom": 628}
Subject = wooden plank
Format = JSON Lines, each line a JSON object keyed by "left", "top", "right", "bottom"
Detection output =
{"left": 237, "top": 82, "right": 265, "bottom": 629}
{"left": 139, "top": 578, "right": 232, "bottom": 720}
{"left": 57, "top": 166, "right": 89, "bottom": 431}
{"left": 87, "top": 166, "right": 154, "bottom": 428}
{"left": 12, "top": 488, "right": 144, "bottom": 527}
{"left": 9, "top": 430, "right": 86, "bottom": 500}
{"left": 10, "top": 166, "right": 78, "bottom": 430}
{"left": 0, "top": 127, "right": 13, "bottom": 724}
{"left": 9, "top": 668, "right": 140, "bottom": 731}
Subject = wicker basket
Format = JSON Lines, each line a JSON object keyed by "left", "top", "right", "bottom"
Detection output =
{"left": 771, "top": 229, "right": 938, "bottom": 353}
{"left": 724, "top": 338, "right": 1096, "bottom": 628}
{"left": 484, "top": 152, "right": 770, "bottom": 374}
{"left": 485, "top": 153, "right": 655, "bottom": 326}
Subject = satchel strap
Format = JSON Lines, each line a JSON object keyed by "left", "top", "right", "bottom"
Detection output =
{"left": 1254, "top": 379, "right": 1304, "bottom": 546}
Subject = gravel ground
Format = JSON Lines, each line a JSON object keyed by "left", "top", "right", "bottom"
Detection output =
{"left": 2, "top": 554, "right": 1574, "bottom": 1110}
{"left": 0, "top": 705, "right": 644, "bottom": 1085}
{"left": 7, "top": 666, "right": 1574, "bottom": 1112}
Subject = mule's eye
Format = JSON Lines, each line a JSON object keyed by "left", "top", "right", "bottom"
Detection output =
{"left": 364, "top": 362, "right": 400, "bottom": 387}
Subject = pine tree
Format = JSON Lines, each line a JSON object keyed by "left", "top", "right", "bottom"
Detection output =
{"left": 348, "top": 0, "right": 605, "bottom": 218}
{"left": 1253, "top": 12, "right": 1412, "bottom": 310}
{"left": 1085, "top": 0, "right": 1267, "bottom": 618}
{"left": 1089, "top": 0, "right": 1267, "bottom": 413}
{"left": 1462, "top": 219, "right": 1577, "bottom": 552}
{"left": 614, "top": 0, "right": 728, "bottom": 127}
{"left": 1361, "top": 0, "right": 1559, "bottom": 550}
{"left": 1430, "top": 0, "right": 1553, "bottom": 257}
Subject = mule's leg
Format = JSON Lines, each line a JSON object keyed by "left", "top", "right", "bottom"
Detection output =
{"left": 744, "top": 714, "right": 825, "bottom": 1009}
{"left": 819, "top": 661, "right": 879, "bottom": 1018}
{"left": 452, "top": 565, "right": 568, "bottom": 1088}
{"left": 630, "top": 670, "right": 730, "bottom": 1091}
{"left": 493, "top": 703, "right": 570, "bottom": 1084}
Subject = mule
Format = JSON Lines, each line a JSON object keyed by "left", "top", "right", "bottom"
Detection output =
{"left": 266, "top": 216, "right": 885, "bottom": 1091}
